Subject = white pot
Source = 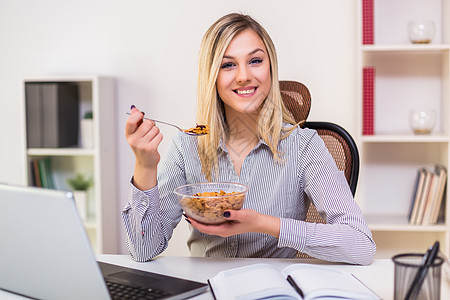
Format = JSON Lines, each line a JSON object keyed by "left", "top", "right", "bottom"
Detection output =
{"left": 80, "top": 119, "right": 94, "bottom": 148}
{"left": 73, "top": 190, "right": 88, "bottom": 221}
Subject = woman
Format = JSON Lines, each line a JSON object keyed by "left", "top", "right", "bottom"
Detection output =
{"left": 124, "top": 13, "right": 376, "bottom": 265}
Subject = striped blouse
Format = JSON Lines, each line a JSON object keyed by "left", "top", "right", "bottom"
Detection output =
{"left": 122, "top": 125, "right": 376, "bottom": 265}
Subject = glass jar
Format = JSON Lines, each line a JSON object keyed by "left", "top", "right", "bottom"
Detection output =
{"left": 408, "top": 21, "right": 435, "bottom": 44}
{"left": 409, "top": 109, "right": 436, "bottom": 134}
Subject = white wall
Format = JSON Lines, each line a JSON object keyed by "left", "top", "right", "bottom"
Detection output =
{"left": 0, "top": 0, "right": 358, "bottom": 255}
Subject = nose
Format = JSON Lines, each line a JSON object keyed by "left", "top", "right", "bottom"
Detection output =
{"left": 236, "top": 65, "right": 250, "bottom": 83}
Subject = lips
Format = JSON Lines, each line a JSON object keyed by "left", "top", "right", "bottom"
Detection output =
{"left": 234, "top": 87, "right": 256, "bottom": 95}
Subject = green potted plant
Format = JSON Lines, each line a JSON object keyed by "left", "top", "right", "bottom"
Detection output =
{"left": 67, "top": 173, "right": 93, "bottom": 220}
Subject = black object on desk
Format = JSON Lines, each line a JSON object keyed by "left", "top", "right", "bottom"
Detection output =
{"left": 404, "top": 241, "right": 440, "bottom": 300}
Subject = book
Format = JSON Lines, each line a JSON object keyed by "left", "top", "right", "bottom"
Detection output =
{"left": 362, "top": 67, "right": 375, "bottom": 135}
{"left": 430, "top": 165, "right": 447, "bottom": 225}
{"left": 422, "top": 172, "right": 439, "bottom": 225}
{"left": 414, "top": 168, "right": 433, "bottom": 225}
{"left": 25, "top": 83, "right": 43, "bottom": 148}
{"left": 37, "top": 157, "right": 55, "bottom": 189}
{"left": 41, "top": 83, "right": 79, "bottom": 148}
{"left": 207, "top": 263, "right": 380, "bottom": 300}
{"left": 25, "top": 82, "right": 79, "bottom": 149}
{"left": 31, "top": 159, "right": 42, "bottom": 187}
{"left": 409, "top": 168, "right": 428, "bottom": 225}
{"left": 409, "top": 165, "right": 448, "bottom": 226}
{"left": 362, "top": 0, "right": 374, "bottom": 45}
{"left": 408, "top": 168, "right": 424, "bottom": 223}
{"left": 38, "top": 158, "right": 48, "bottom": 188}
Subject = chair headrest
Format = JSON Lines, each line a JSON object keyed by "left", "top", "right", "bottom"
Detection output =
{"left": 279, "top": 80, "right": 311, "bottom": 123}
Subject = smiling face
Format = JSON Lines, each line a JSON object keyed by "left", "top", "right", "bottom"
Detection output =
{"left": 216, "top": 29, "right": 271, "bottom": 116}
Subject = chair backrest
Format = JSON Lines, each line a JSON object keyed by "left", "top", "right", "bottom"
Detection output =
{"left": 303, "top": 121, "right": 359, "bottom": 195}
{"left": 279, "top": 80, "right": 360, "bottom": 258}
{"left": 279, "top": 80, "right": 311, "bottom": 123}
{"left": 279, "top": 80, "right": 359, "bottom": 196}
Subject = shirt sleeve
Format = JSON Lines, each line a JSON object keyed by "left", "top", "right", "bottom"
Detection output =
{"left": 122, "top": 135, "right": 187, "bottom": 262}
{"left": 277, "top": 130, "right": 376, "bottom": 265}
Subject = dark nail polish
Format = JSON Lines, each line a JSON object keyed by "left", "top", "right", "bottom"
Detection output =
{"left": 223, "top": 211, "right": 230, "bottom": 218}
{"left": 130, "top": 105, "right": 136, "bottom": 110}
{"left": 141, "top": 111, "right": 145, "bottom": 115}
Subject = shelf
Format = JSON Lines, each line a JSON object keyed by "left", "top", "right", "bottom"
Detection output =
{"left": 27, "top": 148, "right": 95, "bottom": 156}
{"left": 359, "top": 0, "right": 450, "bottom": 258}
{"left": 23, "top": 75, "right": 100, "bottom": 83}
{"left": 362, "top": 44, "right": 450, "bottom": 53}
{"left": 366, "top": 215, "right": 447, "bottom": 232}
{"left": 23, "top": 76, "right": 117, "bottom": 254}
{"left": 361, "top": 134, "right": 449, "bottom": 143}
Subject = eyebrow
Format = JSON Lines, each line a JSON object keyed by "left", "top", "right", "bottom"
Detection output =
{"left": 222, "top": 48, "right": 265, "bottom": 59}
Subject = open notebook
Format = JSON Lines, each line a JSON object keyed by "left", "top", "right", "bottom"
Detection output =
{"left": 0, "top": 183, "right": 208, "bottom": 300}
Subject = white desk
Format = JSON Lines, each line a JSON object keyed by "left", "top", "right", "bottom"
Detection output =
{"left": 1, "top": 255, "right": 449, "bottom": 299}
{"left": 97, "top": 255, "right": 450, "bottom": 300}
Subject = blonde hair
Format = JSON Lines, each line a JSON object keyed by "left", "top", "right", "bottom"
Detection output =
{"left": 196, "top": 13, "right": 297, "bottom": 181}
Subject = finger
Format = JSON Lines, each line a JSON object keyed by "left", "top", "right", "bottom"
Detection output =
{"left": 125, "top": 107, "right": 145, "bottom": 136}
{"left": 222, "top": 209, "right": 254, "bottom": 222}
{"left": 151, "top": 130, "right": 164, "bottom": 148}
{"left": 130, "top": 105, "right": 140, "bottom": 114}
{"left": 140, "top": 129, "right": 163, "bottom": 153}
{"left": 127, "top": 123, "right": 162, "bottom": 156}
{"left": 135, "top": 119, "right": 159, "bottom": 140}
{"left": 222, "top": 209, "right": 238, "bottom": 220}
{"left": 142, "top": 120, "right": 160, "bottom": 140}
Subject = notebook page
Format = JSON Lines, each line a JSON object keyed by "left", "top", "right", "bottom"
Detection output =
{"left": 209, "top": 263, "right": 300, "bottom": 300}
{"left": 282, "top": 264, "right": 379, "bottom": 300}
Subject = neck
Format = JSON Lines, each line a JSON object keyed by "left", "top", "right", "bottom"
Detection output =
{"left": 224, "top": 109, "right": 260, "bottom": 158}
{"left": 225, "top": 108, "right": 259, "bottom": 137}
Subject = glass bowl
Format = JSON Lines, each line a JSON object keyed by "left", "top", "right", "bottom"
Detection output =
{"left": 174, "top": 182, "right": 248, "bottom": 224}
{"left": 409, "top": 109, "right": 436, "bottom": 134}
{"left": 408, "top": 21, "right": 435, "bottom": 44}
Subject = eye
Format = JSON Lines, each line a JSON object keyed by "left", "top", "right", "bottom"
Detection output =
{"left": 249, "top": 58, "right": 263, "bottom": 65}
{"left": 221, "top": 62, "right": 234, "bottom": 69}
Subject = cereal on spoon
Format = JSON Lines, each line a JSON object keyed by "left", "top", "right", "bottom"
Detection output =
{"left": 183, "top": 124, "right": 210, "bottom": 135}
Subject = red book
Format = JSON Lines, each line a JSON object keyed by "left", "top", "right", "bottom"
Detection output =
{"left": 32, "top": 159, "right": 42, "bottom": 187}
{"left": 363, "top": 67, "right": 375, "bottom": 135}
{"left": 362, "top": 0, "right": 374, "bottom": 45}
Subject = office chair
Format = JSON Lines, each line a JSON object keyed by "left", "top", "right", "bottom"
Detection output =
{"left": 279, "top": 80, "right": 360, "bottom": 258}
{"left": 279, "top": 80, "right": 311, "bottom": 123}
{"left": 303, "top": 121, "right": 359, "bottom": 195}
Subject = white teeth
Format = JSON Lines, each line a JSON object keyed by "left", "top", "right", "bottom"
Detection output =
{"left": 236, "top": 88, "right": 255, "bottom": 95}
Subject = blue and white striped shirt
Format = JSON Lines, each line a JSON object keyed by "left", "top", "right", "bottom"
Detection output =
{"left": 122, "top": 125, "right": 376, "bottom": 265}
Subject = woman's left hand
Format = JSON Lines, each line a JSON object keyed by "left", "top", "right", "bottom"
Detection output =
{"left": 186, "top": 209, "right": 280, "bottom": 238}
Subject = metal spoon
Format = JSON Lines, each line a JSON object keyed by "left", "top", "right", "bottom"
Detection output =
{"left": 125, "top": 112, "right": 208, "bottom": 136}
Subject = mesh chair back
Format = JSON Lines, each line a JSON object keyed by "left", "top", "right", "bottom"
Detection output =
{"left": 279, "top": 81, "right": 359, "bottom": 259}
{"left": 279, "top": 80, "right": 311, "bottom": 123}
{"left": 304, "top": 122, "right": 359, "bottom": 194}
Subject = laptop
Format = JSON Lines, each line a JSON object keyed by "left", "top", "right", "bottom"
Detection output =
{"left": 0, "top": 183, "right": 208, "bottom": 300}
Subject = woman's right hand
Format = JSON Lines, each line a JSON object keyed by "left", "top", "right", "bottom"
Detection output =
{"left": 125, "top": 106, "right": 163, "bottom": 190}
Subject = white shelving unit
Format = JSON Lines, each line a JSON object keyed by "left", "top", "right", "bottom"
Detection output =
{"left": 22, "top": 75, "right": 118, "bottom": 254}
{"left": 357, "top": 0, "right": 450, "bottom": 258}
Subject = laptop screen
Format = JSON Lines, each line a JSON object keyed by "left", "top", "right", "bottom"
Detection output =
{"left": 0, "top": 183, "right": 111, "bottom": 299}
{"left": 0, "top": 183, "right": 208, "bottom": 300}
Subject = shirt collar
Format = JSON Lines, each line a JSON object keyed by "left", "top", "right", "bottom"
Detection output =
{"left": 218, "top": 136, "right": 269, "bottom": 154}
{"left": 216, "top": 123, "right": 294, "bottom": 153}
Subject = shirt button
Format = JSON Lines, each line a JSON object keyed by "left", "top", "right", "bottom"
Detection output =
{"left": 141, "top": 201, "right": 147, "bottom": 206}
{"left": 230, "top": 242, "right": 236, "bottom": 248}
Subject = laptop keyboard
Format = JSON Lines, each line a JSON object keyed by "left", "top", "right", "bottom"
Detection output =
{"left": 106, "top": 280, "right": 171, "bottom": 299}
